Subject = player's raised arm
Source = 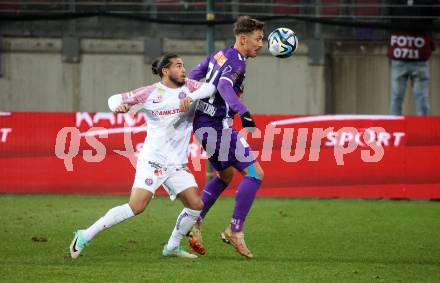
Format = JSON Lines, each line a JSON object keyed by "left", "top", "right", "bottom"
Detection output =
{"left": 217, "top": 78, "right": 248, "bottom": 115}
{"left": 217, "top": 60, "right": 248, "bottom": 114}
{"left": 217, "top": 78, "right": 256, "bottom": 131}
{"left": 108, "top": 84, "right": 156, "bottom": 113}
{"left": 216, "top": 63, "right": 256, "bottom": 131}
{"left": 180, "top": 80, "right": 216, "bottom": 112}
{"left": 188, "top": 56, "right": 209, "bottom": 81}
{"left": 185, "top": 79, "right": 216, "bottom": 100}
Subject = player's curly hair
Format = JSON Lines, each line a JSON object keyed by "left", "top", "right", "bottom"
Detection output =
{"left": 233, "top": 16, "right": 265, "bottom": 36}
{"left": 152, "top": 53, "right": 179, "bottom": 77}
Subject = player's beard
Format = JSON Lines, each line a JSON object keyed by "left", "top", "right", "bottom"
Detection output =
{"left": 169, "top": 74, "right": 185, "bottom": 87}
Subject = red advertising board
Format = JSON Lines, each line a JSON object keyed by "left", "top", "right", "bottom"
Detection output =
{"left": 1, "top": 112, "right": 439, "bottom": 199}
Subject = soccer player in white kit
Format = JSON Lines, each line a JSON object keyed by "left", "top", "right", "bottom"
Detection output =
{"left": 69, "top": 53, "right": 215, "bottom": 259}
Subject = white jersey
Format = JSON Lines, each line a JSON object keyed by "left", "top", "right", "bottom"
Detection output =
{"left": 108, "top": 79, "right": 215, "bottom": 166}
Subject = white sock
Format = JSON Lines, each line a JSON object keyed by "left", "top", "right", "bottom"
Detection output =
{"left": 82, "top": 203, "right": 135, "bottom": 241}
{"left": 166, "top": 208, "right": 201, "bottom": 251}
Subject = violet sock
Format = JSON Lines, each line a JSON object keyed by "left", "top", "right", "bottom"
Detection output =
{"left": 200, "top": 176, "right": 228, "bottom": 219}
{"left": 230, "top": 176, "right": 262, "bottom": 232}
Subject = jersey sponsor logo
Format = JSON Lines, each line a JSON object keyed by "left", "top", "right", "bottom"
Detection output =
{"left": 151, "top": 108, "right": 182, "bottom": 116}
{"left": 148, "top": 161, "right": 162, "bottom": 169}
{"left": 196, "top": 100, "right": 217, "bottom": 116}
{"left": 214, "top": 51, "right": 228, "bottom": 67}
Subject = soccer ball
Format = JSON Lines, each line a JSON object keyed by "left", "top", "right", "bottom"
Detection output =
{"left": 267, "top": 27, "right": 299, "bottom": 58}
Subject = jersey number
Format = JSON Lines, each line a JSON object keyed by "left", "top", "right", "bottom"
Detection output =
{"left": 206, "top": 62, "right": 219, "bottom": 83}
{"left": 206, "top": 62, "right": 218, "bottom": 103}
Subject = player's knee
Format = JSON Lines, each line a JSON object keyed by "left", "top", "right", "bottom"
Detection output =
{"left": 184, "top": 198, "right": 203, "bottom": 211}
{"left": 132, "top": 206, "right": 145, "bottom": 215}
{"left": 128, "top": 201, "right": 146, "bottom": 215}
{"left": 191, "top": 199, "right": 204, "bottom": 211}
{"left": 220, "top": 174, "right": 233, "bottom": 184}
{"left": 219, "top": 169, "right": 234, "bottom": 184}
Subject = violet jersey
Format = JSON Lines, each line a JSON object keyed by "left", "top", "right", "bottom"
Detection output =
{"left": 107, "top": 79, "right": 215, "bottom": 166}
{"left": 189, "top": 48, "right": 248, "bottom": 130}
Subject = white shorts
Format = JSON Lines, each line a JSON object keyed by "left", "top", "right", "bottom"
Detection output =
{"left": 132, "top": 159, "right": 198, "bottom": 200}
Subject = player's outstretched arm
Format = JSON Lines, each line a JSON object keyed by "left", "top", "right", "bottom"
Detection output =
{"left": 180, "top": 83, "right": 216, "bottom": 112}
{"left": 217, "top": 79, "right": 256, "bottom": 132}
{"left": 188, "top": 83, "right": 216, "bottom": 100}
{"left": 217, "top": 78, "right": 248, "bottom": 115}
{"left": 108, "top": 84, "right": 156, "bottom": 112}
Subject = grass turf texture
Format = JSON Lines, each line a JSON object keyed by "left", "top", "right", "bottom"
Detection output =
{"left": 0, "top": 195, "right": 439, "bottom": 282}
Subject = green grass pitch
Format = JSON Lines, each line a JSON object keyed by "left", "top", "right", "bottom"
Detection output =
{"left": 1, "top": 195, "right": 439, "bottom": 282}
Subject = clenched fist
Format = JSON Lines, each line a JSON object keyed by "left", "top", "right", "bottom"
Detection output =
{"left": 179, "top": 97, "right": 193, "bottom": 112}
